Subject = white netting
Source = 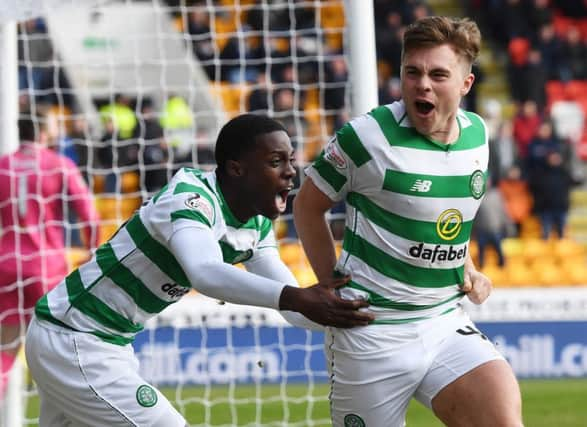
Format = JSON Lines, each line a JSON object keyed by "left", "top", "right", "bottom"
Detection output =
{"left": 1, "top": 0, "right": 351, "bottom": 425}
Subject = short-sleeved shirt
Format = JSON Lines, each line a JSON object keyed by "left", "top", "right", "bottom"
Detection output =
{"left": 305, "top": 101, "right": 489, "bottom": 324}
{"left": 35, "top": 168, "right": 276, "bottom": 345}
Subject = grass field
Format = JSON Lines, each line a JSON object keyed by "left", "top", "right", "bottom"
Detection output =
{"left": 25, "top": 379, "right": 587, "bottom": 426}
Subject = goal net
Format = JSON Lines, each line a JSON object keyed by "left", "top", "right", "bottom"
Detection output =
{"left": 1, "top": 0, "right": 375, "bottom": 425}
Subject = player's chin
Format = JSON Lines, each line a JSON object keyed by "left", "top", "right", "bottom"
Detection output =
{"left": 261, "top": 203, "right": 283, "bottom": 220}
{"left": 263, "top": 208, "right": 281, "bottom": 220}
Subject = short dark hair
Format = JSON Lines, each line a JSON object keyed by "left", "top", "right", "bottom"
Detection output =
{"left": 18, "top": 116, "right": 39, "bottom": 142}
{"left": 215, "top": 114, "right": 287, "bottom": 172}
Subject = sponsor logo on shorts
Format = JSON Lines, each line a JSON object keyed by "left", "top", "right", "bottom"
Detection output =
{"left": 161, "top": 283, "right": 190, "bottom": 299}
{"left": 344, "top": 414, "right": 366, "bottom": 427}
{"left": 436, "top": 209, "right": 463, "bottom": 241}
{"left": 136, "top": 384, "right": 158, "bottom": 407}
{"left": 469, "top": 170, "right": 485, "bottom": 199}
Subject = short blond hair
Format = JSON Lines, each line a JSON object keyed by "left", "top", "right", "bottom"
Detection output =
{"left": 402, "top": 16, "right": 481, "bottom": 68}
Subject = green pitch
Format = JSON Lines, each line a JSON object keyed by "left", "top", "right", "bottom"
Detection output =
{"left": 26, "top": 379, "right": 587, "bottom": 426}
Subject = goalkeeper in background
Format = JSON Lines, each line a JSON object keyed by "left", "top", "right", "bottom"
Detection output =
{"left": 294, "top": 16, "right": 523, "bottom": 427}
{"left": 25, "top": 113, "right": 374, "bottom": 427}
{"left": 0, "top": 117, "right": 100, "bottom": 403}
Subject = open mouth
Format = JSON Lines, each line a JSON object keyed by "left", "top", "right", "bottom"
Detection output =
{"left": 415, "top": 100, "right": 435, "bottom": 115}
{"left": 275, "top": 187, "right": 293, "bottom": 213}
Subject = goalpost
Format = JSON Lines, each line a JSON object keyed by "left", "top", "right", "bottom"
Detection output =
{"left": 0, "top": 1, "right": 377, "bottom": 425}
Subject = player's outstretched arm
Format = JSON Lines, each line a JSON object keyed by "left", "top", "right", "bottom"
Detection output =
{"left": 170, "top": 226, "right": 372, "bottom": 327}
{"left": 279, "top": 278, "right": 374, "bottom": 328}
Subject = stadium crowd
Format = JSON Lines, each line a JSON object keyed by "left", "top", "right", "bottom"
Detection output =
{"left": 12, "top": 0, "right": 587, "bottom": 277}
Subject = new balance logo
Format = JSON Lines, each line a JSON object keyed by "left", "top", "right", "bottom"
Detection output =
{"left": 410, "top": 179, "right": 432, "bottom": 192}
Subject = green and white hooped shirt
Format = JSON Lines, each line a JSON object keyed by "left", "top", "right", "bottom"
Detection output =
{"left": 305, "top": 100, "right": 489, "bottom": 324}
{"left": 35, "top": 169, "right": 276, "bottom": 345}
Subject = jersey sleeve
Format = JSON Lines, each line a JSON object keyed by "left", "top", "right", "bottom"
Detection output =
{"left": 147, "top": 179, "right": 221, "bottom": 243}
{"left": 170, "top": 227, "right": 285, "bottom": 309}
{"left": 304, "top": 128, "right": 355, "bottom": 202}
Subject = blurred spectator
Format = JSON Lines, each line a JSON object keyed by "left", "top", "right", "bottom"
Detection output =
{"left": 135, "top": 100, "right": 168, "bottom": 195}
{"left": 513, "top": 100, "right": 542, "bottom": 164}
{"left": 528, "top": 0, "right": 553, "bottom": 30}
{"left": 159, "top": 94, "right": 195, "bottom": 168}
{"left": 267, "top": 36, "right": 294, "bottom": 83}
{"left": 375, "top": 10, "right": 404, "bottom": 77}
{"left": 550, "top": 98, "right": 585, "bottom": 144}
{"left": 535, "top": 24, "right": 565, "bottom": 81}
{"left": 273, "top": 88, "right": 307, "bottom": 151}
{"left": 99, "top": 94, "right": 137, "bottom": 140}
{"left": 527, "top": 121, "right": 573, "bottom": 239}
{"left": 68, "top": 116, "right": 93, "bottom": 183}
{"left": 408, "top": 2, "right": 432, "bottom": 22}
{"left": 499, "top": 165, "right": 534, "bottom": 236}
{"left": 559, "top": 26, "right": 587, "bottom": 81}
{"left": 220, "top": 32, "right": 265, "bottom": 83}
{"left": 292, "top": 31, "right": 321, "bottom": 85}
{"left": 552, "top": 0, "right": 587, "bottom": 18}
{"left": 507, "top": 37, "right": 530, "bottom": 103}
{"left": 473, "top": 178, "right": 511, "bottom": 268}
{"left": 483, "top": 100, "right": 516, "bottom": 183}
{"left": 324, "top": 56, "right": 348, "bottom": 111}
{"left": 379, "top": 77, "right": 402, "bottom": 105}
{"left": 524, "top": 49, "right": 547, "bottom": 109}
{"left": 187, "top": 7, "right": 215, "bottom": 80}
{"left": 503, "top": 0, "right": 532, "bottom": 41}
{"left": 0, "top": 117, "right": 99, "bottom": 401}
{"left": 17, "top": 18, "right": 54, "bottom": 102}
{"left": 248, "top": 73, "right": 272, "bottom": 113}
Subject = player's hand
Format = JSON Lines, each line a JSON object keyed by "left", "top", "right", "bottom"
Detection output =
{"left": 460, "top": 268, "right": 492, "bottom": 304}
{"left": 279, "top": 277, "right": 374, "bottom": 328}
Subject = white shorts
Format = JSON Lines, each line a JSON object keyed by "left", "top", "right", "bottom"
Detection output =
{"left": 25, "top": 317, "right": 185, "bottom": 427}
{"left": 325, "top": 307, "right": 505, "bottom": 427}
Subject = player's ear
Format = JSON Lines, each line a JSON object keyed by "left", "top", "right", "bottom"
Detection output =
{"left": 226, "top": 159, "right": 244, "bottom": 178}
{"left": 460, "top": 71, "right": 475, "bottom": 97}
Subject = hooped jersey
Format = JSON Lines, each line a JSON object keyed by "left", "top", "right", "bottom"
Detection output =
{"left": 306, "top": 101, "right": 489, "bottom": 324}
{"left": 35, "top": 169, "right": 276, "bottom": 345}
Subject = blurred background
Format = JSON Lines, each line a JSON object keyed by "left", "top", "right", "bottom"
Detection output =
{"left": 1, "top": 1, "right": 587, "bottom": 426}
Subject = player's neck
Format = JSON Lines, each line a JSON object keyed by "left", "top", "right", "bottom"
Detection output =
{"left": 216, "top": 173, "right": 254, "bottom": 224}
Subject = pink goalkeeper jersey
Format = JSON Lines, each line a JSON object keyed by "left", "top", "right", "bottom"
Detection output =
{"left": 0, "top": 142, "right": 100, "bottom": 286}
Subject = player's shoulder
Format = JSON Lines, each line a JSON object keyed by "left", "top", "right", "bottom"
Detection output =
{"left": 148, "top": 168, "right": 221, "bottom": 229}
{"left": 169, "top": 168, "right": 216, "bottom": 193}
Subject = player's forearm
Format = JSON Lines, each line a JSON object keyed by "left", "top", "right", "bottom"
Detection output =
{"left": 243, "top": 250, "right": 323, "bottom": 330}
{"left": 293, "top": 195, "right": 337, "bottom": 282}
{"left": 190, "top": 261, "right": 286, "bottom": 309}
{"left": 171, "top": 229, "right": 286, "bottom": 309}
